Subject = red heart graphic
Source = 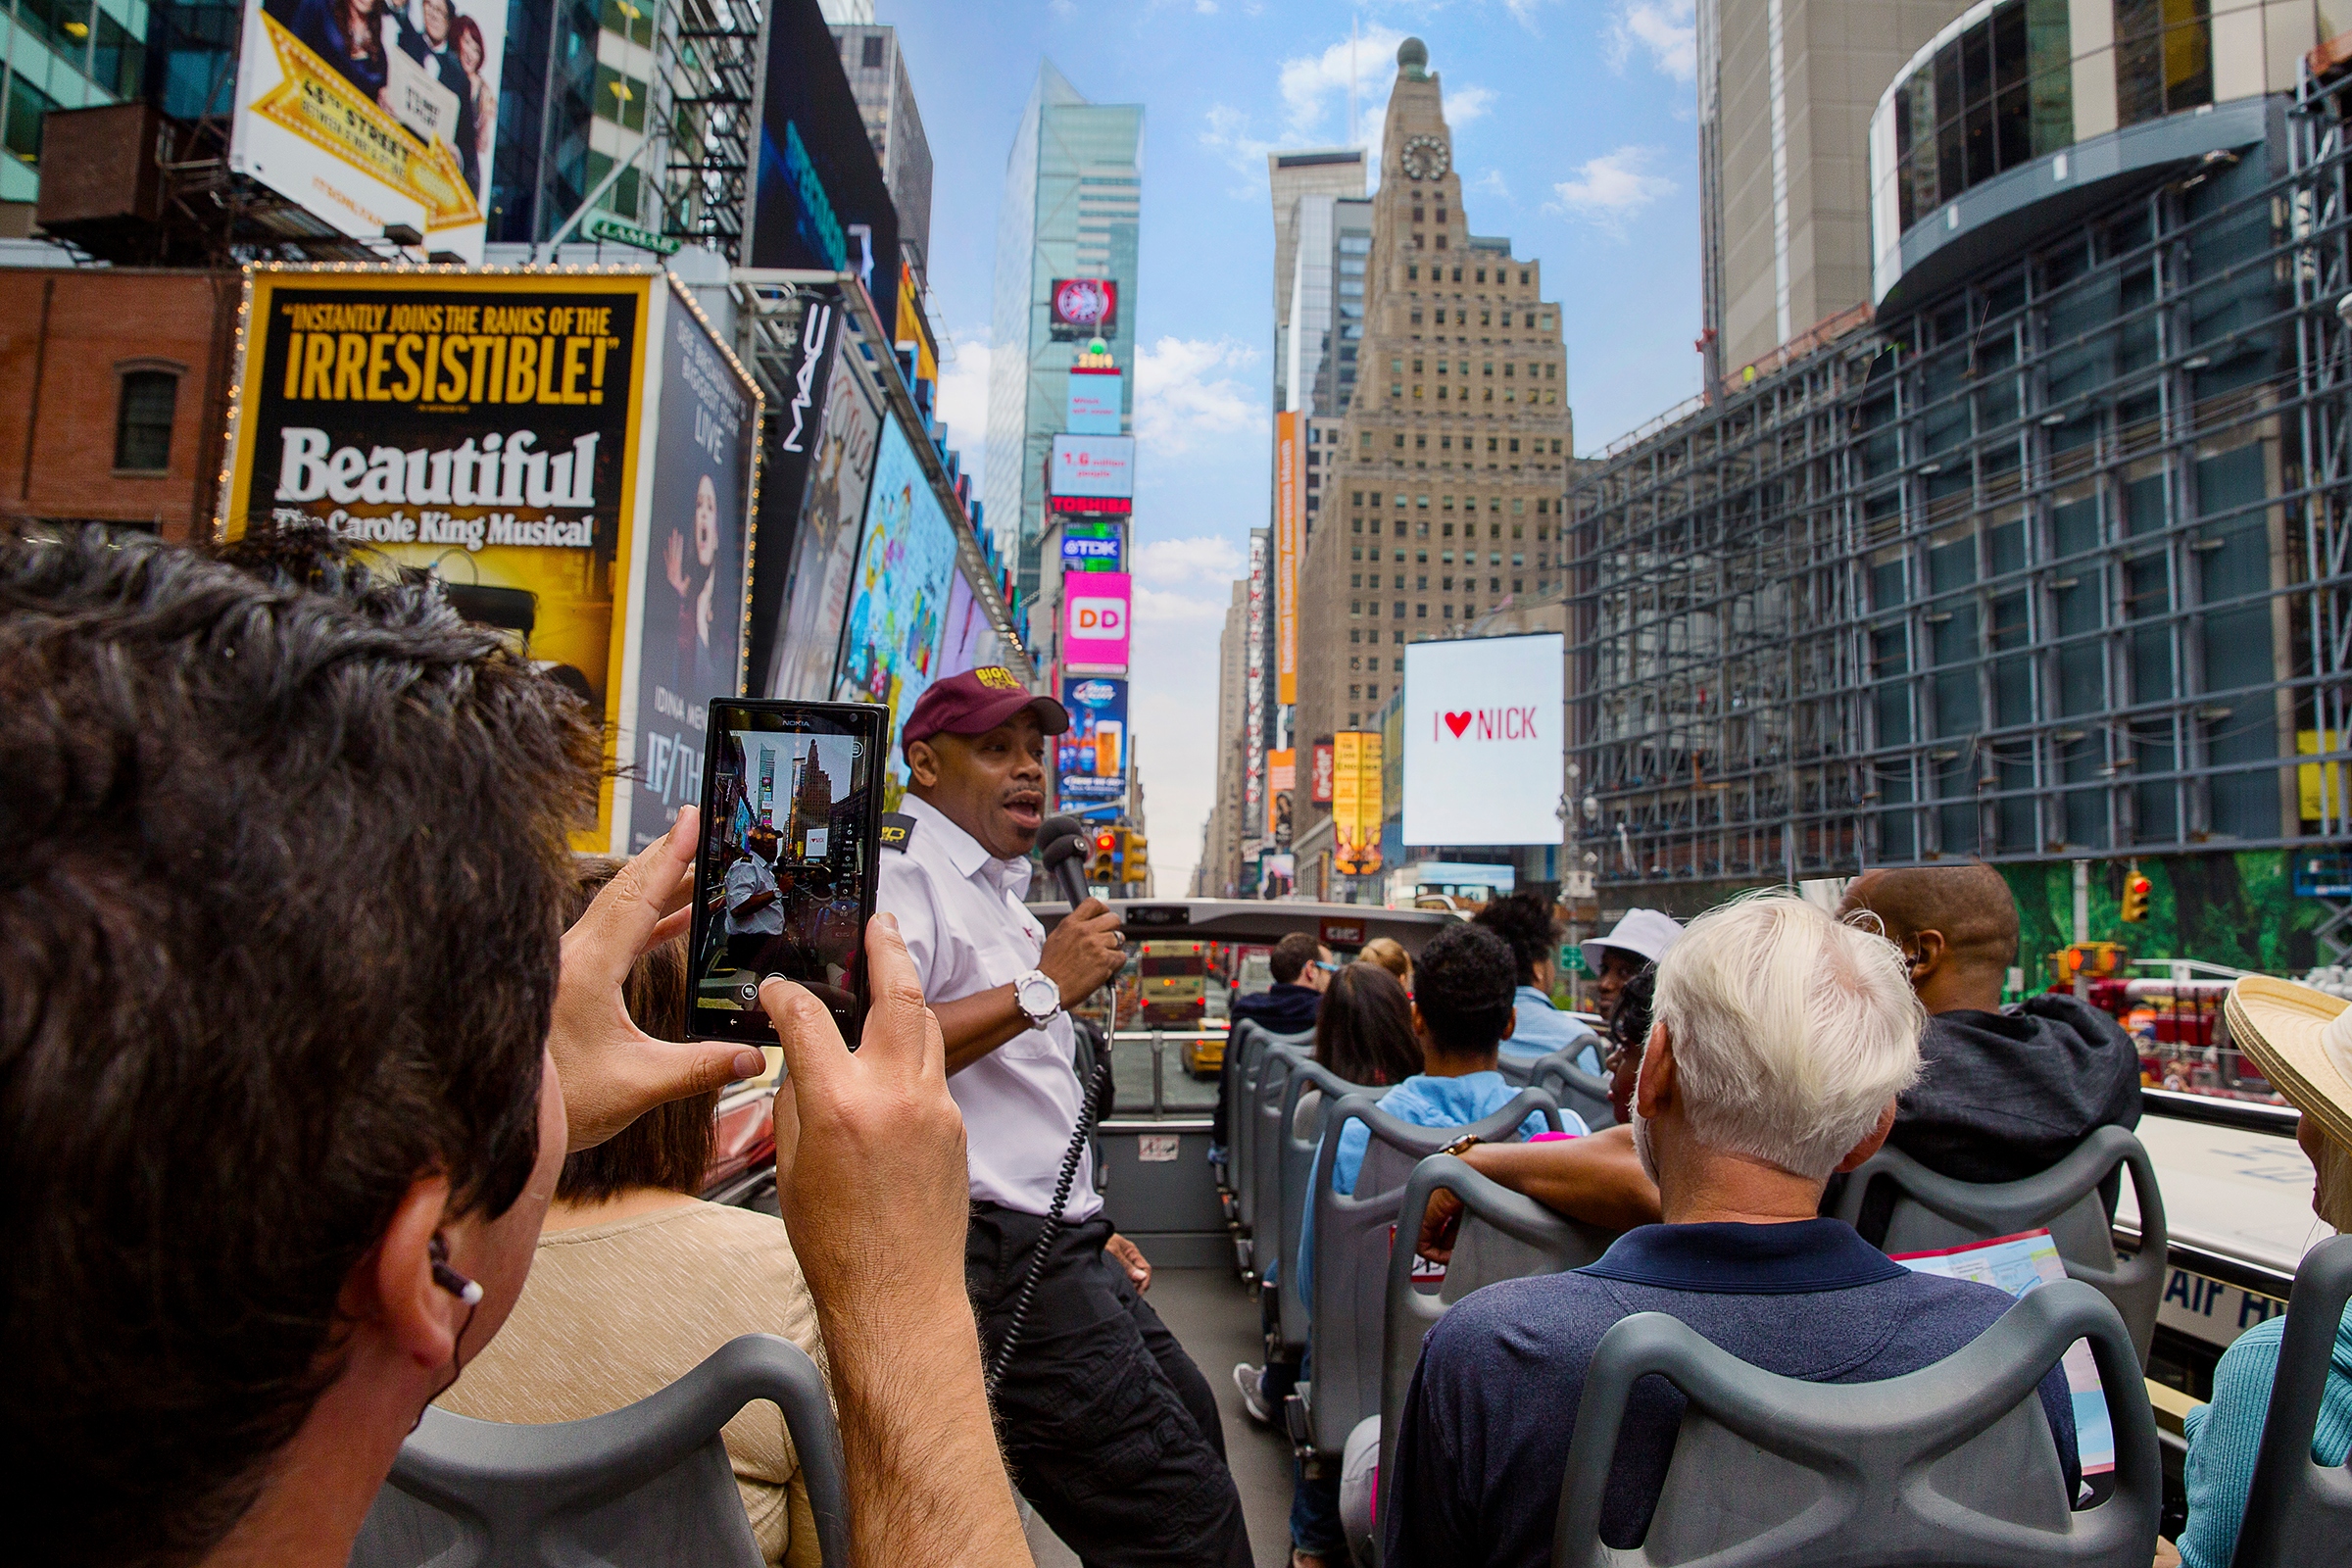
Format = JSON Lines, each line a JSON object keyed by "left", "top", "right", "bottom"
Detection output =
{"left": 1444, "top": 710, "right": 1472, "bottom": 738}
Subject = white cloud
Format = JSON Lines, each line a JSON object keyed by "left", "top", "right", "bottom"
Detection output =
{"left": 1473, "top": 169, "right": 1512, "bottom": 201}
{"left": 1277, "top": 24, "right": 1408, "bottom": 139}
{"left": 1446, "top": 84, "right": 1496, "bottom": 124}
{"left": 1200, "top": 103, "right": 1277, "bottom": 176}
{"left": 1135, "top": 534, "right": 1244, "bottom": 587}
{"left": 1133, "top": 336, "right": 1266, "bottom": 456}
{"left": 1133, "top": 583, "right": 1233, "bottom": 623}
{"left": 1547, "top": 146, "right": 1676, "bottom": 236}
{"left": 932, "top": 328, "right": 991, "bottom": 492}
{"left": 1606, "top": 0, "right": 1697, "bottom": 83}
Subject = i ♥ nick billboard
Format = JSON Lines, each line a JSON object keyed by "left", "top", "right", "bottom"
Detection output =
{"left": 1402, "top": 632, "right": 1564, "bottom": 848}
{"left": 1063, "top": 569, "right": 1131, "bottom": 670}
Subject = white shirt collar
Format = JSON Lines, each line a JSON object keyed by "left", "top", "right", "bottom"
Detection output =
{"left": 902, "top": 795, "right": 1033, "bottom": 899}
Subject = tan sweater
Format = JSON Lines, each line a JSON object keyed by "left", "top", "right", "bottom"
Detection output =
{"left": 437, "top": 1199, "right": 830, "bottom": 1567}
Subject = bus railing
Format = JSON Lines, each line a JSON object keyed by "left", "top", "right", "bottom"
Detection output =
{"left": 1099, "top": 1028, "right": 1228, "bottom": 1126}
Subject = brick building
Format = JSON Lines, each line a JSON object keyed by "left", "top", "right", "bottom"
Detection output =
{"left": 0, "top": 268, "right": 239, "bottom": 542}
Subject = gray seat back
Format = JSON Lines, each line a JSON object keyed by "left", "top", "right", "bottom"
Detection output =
{"left": 1245, "top": 1042, "right": 1306, "bottom": 1287}
{"left": 1306, "top": 1089, "right": 1561, "bottom": 1455}
{"left": 1220, "top": 1019, "right": 1275, "bottom": 1223}
{"left": 1271, "top": 1054, "right": 1375, "bottom": 1356}
{"left": 1531, "top": 1051, "right": 1618, "bottom": 1130}
{"left": 2230, "top": 1233, "right": 2352, "bottom": 1568}
{"left": 1826, "top": 1125, "right": 2168, "bottom": 1366}
{"left": 1379, "top": 1152, "right": 1615, "bottom": 1504}
{"left": 1552, "top": 1278, "right": 2160, "bottom": 1567}
{"left": 351, "top": 1332, "right": 850, "bottom": 1568}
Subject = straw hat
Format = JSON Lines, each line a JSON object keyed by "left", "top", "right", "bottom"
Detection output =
{"left": 2226, "top": 975, "right": 2352, "bottom": 1150}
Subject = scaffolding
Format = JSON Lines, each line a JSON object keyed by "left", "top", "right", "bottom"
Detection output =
{"left": 1566, "top": 76, "right": 2352, "bottom": 954}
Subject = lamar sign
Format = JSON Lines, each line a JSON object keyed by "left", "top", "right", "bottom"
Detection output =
{"left": 1402, "top": 632, "right": 1563, "bottom": 848}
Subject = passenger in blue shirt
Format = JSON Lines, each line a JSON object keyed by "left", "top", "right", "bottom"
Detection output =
{"left": 1476, "top": 891, "right": 1605, "bottom": 1074}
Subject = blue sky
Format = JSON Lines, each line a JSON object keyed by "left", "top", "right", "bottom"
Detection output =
{"left": 884, "top": 0, "right": 1704, "bottom": 895}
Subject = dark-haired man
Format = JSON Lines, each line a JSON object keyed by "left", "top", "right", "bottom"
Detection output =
{"left": 1836, "top": 864, "right": 2141, "bottom": 1240}
{"left": 1231, "top": 930, "right": 1332, "bottom": 1035}
{"left": 1, "top": 526, "right": 1032, "bottom": 1568}
{"left": 880, "top": 666, "right": 1253, "bottom": 1568}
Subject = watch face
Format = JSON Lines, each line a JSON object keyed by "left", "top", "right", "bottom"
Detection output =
{"left": 1400, "top": 135, "right": 1449, "bottom": 181}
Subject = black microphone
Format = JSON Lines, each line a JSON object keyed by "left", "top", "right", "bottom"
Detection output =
{"left": 1038, "top": 814, "right": 1090, "bottom": 907}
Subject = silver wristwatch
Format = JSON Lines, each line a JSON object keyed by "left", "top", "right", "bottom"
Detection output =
{"left": 1014, "top": 968, "right": 1062, "bottom": 1029}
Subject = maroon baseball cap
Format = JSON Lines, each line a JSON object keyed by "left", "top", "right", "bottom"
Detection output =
{"left": 900, "top": 665, "right": 1068, "bottom": 755}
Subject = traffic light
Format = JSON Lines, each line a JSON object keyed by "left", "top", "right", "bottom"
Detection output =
{"left": 1123, "top": 829, "right": 1150, "bottom": 882}
{"left": 2121, "top": 871, "right": 2152, "bottom": 923}
{"left": 1089, "top": 829, "right": 1118, "bottom": 883}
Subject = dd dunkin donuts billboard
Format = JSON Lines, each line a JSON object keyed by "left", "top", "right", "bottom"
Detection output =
{"left": 219, "top": 267, "right": 761, "bottom": 853}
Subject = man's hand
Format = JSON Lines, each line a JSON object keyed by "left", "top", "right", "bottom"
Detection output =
{"left": 1040, "top": 896, "right": 1124, "bottom": 1001}
{"left": 1105, "top": 1232, "right": 1152, "bottom": 1294}
{"left": 1416, "top": 1188, "right": 1466, "bottom": 1265}
{"left": 763, "top": 916, "right": 1031, "bottom": 1567}
{"left": 553, "top": 806, "right": 764, "bottom": 1152}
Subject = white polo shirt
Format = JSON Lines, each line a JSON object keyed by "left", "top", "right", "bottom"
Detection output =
{"left": 876, "top": 794, "right": 1099, "bottom": 1221}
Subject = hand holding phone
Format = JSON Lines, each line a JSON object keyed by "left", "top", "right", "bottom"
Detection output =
{"left": 687, "top": 699, "right": 889, "bottom": 1049}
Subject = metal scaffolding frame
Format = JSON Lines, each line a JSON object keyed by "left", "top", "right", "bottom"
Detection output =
{"left": 1567, "top": 78, "right": 2352, "bottom": 952}
{"left": 649, "top": 0, "right": 764, "bottom": 257}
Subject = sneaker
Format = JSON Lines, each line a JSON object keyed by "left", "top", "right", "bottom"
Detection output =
{"left": 1232, "top": 1361, "right": 1272, "bottom": 1426}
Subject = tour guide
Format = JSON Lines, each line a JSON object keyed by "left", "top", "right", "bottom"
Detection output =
{"left": 876, "top": 666, "right": 1253, "bottom": 1566}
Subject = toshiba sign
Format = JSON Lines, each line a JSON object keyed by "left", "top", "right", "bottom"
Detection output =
{"left": 1401, "top": 632, "right": 1564, "bottom": 848}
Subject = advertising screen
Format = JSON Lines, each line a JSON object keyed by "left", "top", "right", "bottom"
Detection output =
{"left": 1332, "top": 730, "right": 1384, "bottom": 875}
{"left": 1066, "top": 366, "right": 1122, "bottom": 434}
{"left": 1057, "top": 675, "right": 1127, "bottom": 807}
{"left": 936, "top": 569, "right": 1004, "bottom": 680}
{"left": 766, "top": 293, "right": 885, "bottom": 700}
{"left": 231, "top": 0, "right": 507, "bottom": 259}
{"left": 1049, "top": 277, "right": 1118, "bottom": 341}
{"left": 1061, "top": 569, "right": 1130, "bottom": 669}
{"left": 1268, "top": 747, "right": 1295, "bottom": 845}
{"left": 834, "top": 416, "right": 956, "bottom": 804}
{"left": 628, "top": 280, "right": 762, "bottom": 852}
{"left": 1274, "top": 411, "right": 1299, "bottom": 705}
{"left": 1402, "top": 632, "right": 1565, "bottom": 848}
{"left": 746, "top": 0, "right": 898, "bottom": 338}
{"left": 221, "top": 269, "right": 659, "bottom": 849}
{"left": 1059, "top": 519, "right": 1122, "bottom": 572}
{"left": 1048, "top": 433, "right": 1135, "bottom": 509}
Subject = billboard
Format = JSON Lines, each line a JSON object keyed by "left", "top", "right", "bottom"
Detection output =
{"left": 1048, "top": 434, "right": 1135, "bottom": 513}
{"left": 835, "top": 415, "right": 956, "bottom": 805}
{"left": 747, "top": 0, "right": 898, "bottom": 339}
{"left": 221, "top": 268, "right": 751, "bottom": 852}
{"left": 232, "top": 0, "right": 507, "bottom": 260}
{"left": 628, "top": 285, "right": 762, "bottom": 851}
{"left": 1309, "top": 738, "right": 1335, "bottom": 805}
{"left": 937, "top": 569, "right": 1004, "bottom": 680}
{"left": 1067, "top": 366, "right": 1122, "bottom": 434}
{"left": 1062, "top": 569, "right": 1130, "bottom": 669}
{"left": 1274, "top": 410, "right": 1300, "bottom": 705}
{"left": 1059, "top": 519, "right": 1122, "bottom": 572}
{"left": 1057, "top": 675, "right": 1127, "bottom": 806}
{"left": 765, "top": 291, "right": 885, "bottom": 699}
{"left": 1333, "top": 730, "right": 1384, "bottom": 875}
{"left": 1049, "top": 277, "right": 1118, "bottom": 341}
{"left": 1268, "top": 747, "right": 1296, "bottom": 846}
{"left": 1401, "top": 632, "right": 1565, "bottom": 848}
{"left": 1243, "top": 531, "right": 1266, "bottom": 846}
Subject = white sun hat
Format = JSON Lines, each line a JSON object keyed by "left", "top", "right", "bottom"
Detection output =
{"left": 1580, "top": 907, "right": 1687, "bottom": 975}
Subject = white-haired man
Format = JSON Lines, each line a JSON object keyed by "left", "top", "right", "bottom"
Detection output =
{"left": 1382, "top": 893, "right": 2082, "bottom": 1568}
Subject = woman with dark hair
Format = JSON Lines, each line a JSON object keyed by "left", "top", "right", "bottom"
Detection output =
{"left": 1313, "top": 960, "right": 1422, "bottom": 1091}
{"left": 435, "top": 858, "right": 829, "bottom": 1568}
{"left": 1602, "top": 964, "right": 1657, "bottom": 1127}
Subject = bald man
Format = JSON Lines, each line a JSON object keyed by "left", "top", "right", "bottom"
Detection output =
{"left": 1836, "top": 865, "right": 2141, "bottom": 1240}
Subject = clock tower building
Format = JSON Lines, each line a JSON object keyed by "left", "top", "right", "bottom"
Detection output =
{"left": 1289, "top": 36, "right": 1574, "bottom": 893}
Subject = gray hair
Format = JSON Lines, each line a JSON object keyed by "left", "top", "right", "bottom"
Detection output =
{"left": 1649, "top": 891, "right": 1925, "bottom": 1181}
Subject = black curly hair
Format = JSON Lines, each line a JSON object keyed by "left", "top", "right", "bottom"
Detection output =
{"left": 1472, "top": 889, "right": 1562, "bottom": 989}
{"left": 1413, "top": 922, "right": 1520, "bottom": 1057}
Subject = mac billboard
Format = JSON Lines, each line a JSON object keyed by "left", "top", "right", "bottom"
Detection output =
{"left": 1401, "top": 632, "right": 1564, "bottom": 848}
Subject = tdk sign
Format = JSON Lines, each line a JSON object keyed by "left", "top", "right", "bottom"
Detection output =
{"left": 1061, "top": 532, "right": 1122, "bottom": 565}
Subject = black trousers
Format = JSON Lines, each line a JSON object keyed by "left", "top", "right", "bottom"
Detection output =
{"left": 968, "top": 1203, "right": 1253, "bottom": 1568}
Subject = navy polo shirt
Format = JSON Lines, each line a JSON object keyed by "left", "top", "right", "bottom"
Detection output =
{"left": 1382, "top": 1218, "right": 2081, "bottom": 1568}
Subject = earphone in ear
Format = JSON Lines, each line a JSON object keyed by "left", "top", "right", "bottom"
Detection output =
{"left": 427, "top": 1234, "right": 485, "bottom": 1307}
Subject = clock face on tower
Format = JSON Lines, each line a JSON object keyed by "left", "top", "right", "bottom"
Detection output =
{"left": 1400, "top": 134, "right": 1449, "bottom": 181}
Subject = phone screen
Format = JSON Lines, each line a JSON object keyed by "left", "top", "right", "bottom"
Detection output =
{"left": 688, "top": 700, "right": 888, "bottom": 1048}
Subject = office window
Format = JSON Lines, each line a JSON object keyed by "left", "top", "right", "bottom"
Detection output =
{"left": 1891, "top": 0, "right": 2073, "bottom": 230}
{"left": 4, "top": 71, "right": 56, "bottom": 166}
{"left": 114, "top": 368, "right": 179, "bottom": 473}
{"left": 861, "top": 33, "right": 885, "bottom": 67}
{"left": 2114, "top": 0, "right": 2212, "bottom": 126}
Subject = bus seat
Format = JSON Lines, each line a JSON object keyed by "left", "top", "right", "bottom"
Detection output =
{"left": 1337, "top": 1413, "right": 1381, "bottom": 1567}
{"left": 1217, "top": 1019, "right": 1273, "bottom": 1209}
{"left": 350, "top": 1332, "right": 851, "bottom": 1568}
{"left": 1227, "top": 1022, "right": 1310, "bottom": 1270}
{"left": 1531, "top": 1051, "right": 1617, "bottom": 1130}
{"left": 1551, "top": 1279, "right": 2160, "bottom": 1567}
{"left": 1379, "top": 1153, "right": 1616, "bottom": 1506}
{"left": 1826, "top": 1125, "right": 2169, "bottom": 1367}
{"left": 2230, "top": 1234, "right": 2352, "bottom": 1568}
{"left": 1270, "top": 1054, "right": 1376, "bottom": 1359}
{"left": 1301, "top": 1090, "right": 1562, "bottom": 1462}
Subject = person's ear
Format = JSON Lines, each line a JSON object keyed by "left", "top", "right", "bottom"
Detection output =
{"left": 1835, "top": 1100, "right": 1901, "bottom": 1173}
{"left": 1633, "top": 1021, "right": 1674, "bottom": 1119}
{"left": 1910, "top": 930, "right": 1949, "bottom": 982}
{"left": 906, "top": 738, "right": 940, "bottom": 790}
{"left": 1498, "top": 1006, "right": 1517, "bottom": 1041}
{"left": 350, "top": 1174, "right": 467, "bottom": 1373}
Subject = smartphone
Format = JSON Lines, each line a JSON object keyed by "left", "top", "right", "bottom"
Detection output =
{"left": 688, "top": 699, "right": 888, "bottom": 1048}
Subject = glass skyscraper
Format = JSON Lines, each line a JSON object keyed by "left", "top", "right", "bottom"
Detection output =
{"left": 983, "top": 60, "right": 1141, "bottom": 607}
